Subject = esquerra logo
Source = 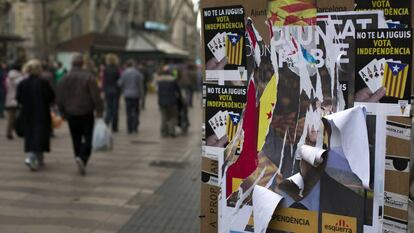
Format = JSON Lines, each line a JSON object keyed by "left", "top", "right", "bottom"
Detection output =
{"left": 324, "top": 219, "right": 353, "bottom": 233}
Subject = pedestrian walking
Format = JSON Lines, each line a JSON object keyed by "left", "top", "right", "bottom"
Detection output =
{"left": 57, "top": 54, "right": 103, "bottom": 175}
{"left": 5, "top": 63, "right": 24, "bottom": 140}
{"left": 156, "top": 65, "right": 181, "bottom": 137}
{"left": 16, "top": 59, "right": 55, "bottom": 171}
{"left": 54, "top": 61, "right": 67, "bottom": 83}
{"left": 103, "top": 53, "right": 121, "bottom": 132}
{"left": 137, "top": 62, "right": 151, "bottom": 109}
{"left": 0, "top": 62, "right": 8, "bottom": 118}
{"left": 118, "top": 60, "right": 144, "bottom": 134}
{"left": 178, "top": 62, "right": 196, "bottom": 107}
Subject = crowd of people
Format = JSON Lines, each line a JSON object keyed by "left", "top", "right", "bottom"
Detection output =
{"left": 0, "top": 53, "right": 199, "bottom": 174}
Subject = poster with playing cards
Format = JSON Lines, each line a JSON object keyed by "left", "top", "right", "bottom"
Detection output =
{"left": 355, "top": 29, "right": 412, "bottom": 116}
{"left": 202, "top": 6, "right": 247, "bottom": 85}
{"left": 204, "top": 84, "right": 246, "bottom": 147}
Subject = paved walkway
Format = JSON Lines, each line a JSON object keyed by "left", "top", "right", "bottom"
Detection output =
{"left": 119, "top": 146, "right": 200, "bottom": 233}
{"left": 0, "top": 93, "right": 201, "bottom": 233}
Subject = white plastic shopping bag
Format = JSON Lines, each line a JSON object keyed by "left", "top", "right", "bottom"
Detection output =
{"left": 92, "top": 119, "right": 113, "bottom": 151}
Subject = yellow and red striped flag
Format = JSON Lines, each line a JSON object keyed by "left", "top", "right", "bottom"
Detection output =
{"left": 226, "top": 34, "right": 244, "bottom": 65}
{"left": 382, "top": 62, "right": 409, "bottom": 99}
{"left": 267, "top": 0, "right": 317, "bottom": 26}
{"left": 258, "top": 74, "right": 278, "bottom": 152}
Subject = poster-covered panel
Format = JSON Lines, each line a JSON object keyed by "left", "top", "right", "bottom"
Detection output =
{"left": 354, "top": 29, "right": 412, "bottom": 116}
{"left": 217, "top": 8, "right": 384, "bottom": 233}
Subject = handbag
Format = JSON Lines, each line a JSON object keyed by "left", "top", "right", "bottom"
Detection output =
{"left": 14, "top": 108, "right": 24, "bottom": 137}
{"left": 51, "top": 111, "right": 63, "bottom": 129}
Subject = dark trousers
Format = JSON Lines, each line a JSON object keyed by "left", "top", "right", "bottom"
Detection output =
{"left": 67, "top": 114, "right": 94, "bottom": 165}
{"left": 184, "top": 87, "right": 193, "bottom": 107}
{"left": 125, "top": 97, "right": 140, "bottom": 133}
{"left": 0, "top": 89, "right": 5, "bottom": 117}
{"left": 160, "top": 106, "right": 178, "bottom": 137}
{"left": 142, "top": 87, "right": 147, "bottom": 109}
{"left": 6, "top": 107, "right": 17, "bottom": 137}
{"left": 105, "top": 92, "right": 119, "bottom": 132}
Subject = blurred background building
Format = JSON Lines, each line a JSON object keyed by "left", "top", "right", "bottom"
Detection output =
{"left": 0, "top": 0, "right": 200, "bottom": 64}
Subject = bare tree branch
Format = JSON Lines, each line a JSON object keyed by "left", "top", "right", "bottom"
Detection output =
{"left": 101, "top": 0, "right": 121, "bottom": 33}
{"left": 52, "top": 0, "right": 86, "bottom": 30}
{"left": 168, "top": 0, "right": 186, "bottom": 27}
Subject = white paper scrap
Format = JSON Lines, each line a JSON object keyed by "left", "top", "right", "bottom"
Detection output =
{"left": 287, "top": 173, "right": 305, "bottom": 197}
{"left": 299, "top": 145, "right": 326, "bottom": 167}
{"left": 252, "top": 185, "right": 283, "bottom": 233}
{"left": 323, "top": 106, "right": 370, "bottom": 189}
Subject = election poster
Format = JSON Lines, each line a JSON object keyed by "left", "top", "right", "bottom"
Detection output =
{"left": 355, "top": 0, "right": 411, "bottom": 28}
{"left": 317, "top": 11, "right": 387, "bottom": 108}
{"left": 354, "top": 29, "right": 412, "bottom": 116}
{"left": 203, "top": 5, "right": 248, "bottom": 85}
{"left": 205, "top": 84, "right": 247, "bottom": 148}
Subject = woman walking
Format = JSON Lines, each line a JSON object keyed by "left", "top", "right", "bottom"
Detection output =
{"left": 16, "top": 60, "right": 55, "bottom": 171}
{"left": 5, "top": 63, "right": 24, "bottom": 140}
{"left": 103, "top": 54, "right": 121, "bottom": 132}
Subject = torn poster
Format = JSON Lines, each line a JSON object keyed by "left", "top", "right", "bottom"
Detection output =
{"left": 298, "top": 145, "right": 326, "bottom": 167}
{"left": 323, "top": 106, "right": 371, "bottom": 189}
{"left": 252, "top": 185, "right": 283, "bottom": 233}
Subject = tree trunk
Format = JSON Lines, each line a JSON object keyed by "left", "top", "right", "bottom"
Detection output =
{"left": 89, "top": 0, "right": 97, "bottom": 31}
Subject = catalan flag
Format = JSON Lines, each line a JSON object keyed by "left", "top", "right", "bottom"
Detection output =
{"left": 226, "top": 113, "right": 240, "bottom": 143}
{"left": 382, "top": 62, "right": 409, "bottom": 99}
{"left": 267, "top": 0, "right": 317, "bottom": 26}
{"left": 226, "top": 34, "right": 244, "bottom": 65}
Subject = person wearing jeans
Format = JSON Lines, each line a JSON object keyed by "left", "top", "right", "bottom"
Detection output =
{"left": 57, "top": 54, "right": 103, "bottom": 175}
{"left": 124, "top": 98, "right": 140, "bottom": 133}
{"left": 118, "top": 60, "right": 144, "bottom": 134}
{"left": 103, "top": 54, "right": 120, "bottom": 132}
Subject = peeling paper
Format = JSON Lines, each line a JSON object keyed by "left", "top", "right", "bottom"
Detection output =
{"left": 299, "top": 145, "right": 326, "bottom": 167}
{"left": 287, "top": 173, "right": 305, "bottom": 195}
{"left": 323, "top": 106, "right": 370, "bottom": 189}
{"left": 252, "top": 185, "right": 283, "bottom": 233}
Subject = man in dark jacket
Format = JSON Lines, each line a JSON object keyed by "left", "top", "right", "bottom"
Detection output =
{"left": 57, "top": 54, "right": 103, "bottom": 175}
{"left": 156, "top": 65, "right": 181, "bottom": 137}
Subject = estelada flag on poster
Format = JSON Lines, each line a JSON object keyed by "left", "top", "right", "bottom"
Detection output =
{"left": 355, "top": 0, "right": 411, "bottom": 27}
{"left": 355, "top": 28, "right": 412, "bottom": 116}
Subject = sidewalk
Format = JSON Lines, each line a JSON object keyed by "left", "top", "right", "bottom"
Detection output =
{"left": 119, "top": 145, "right": 200, "bottom": 233}
{"left": 0, "top": 93, "right": 202, "bottom": 233}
